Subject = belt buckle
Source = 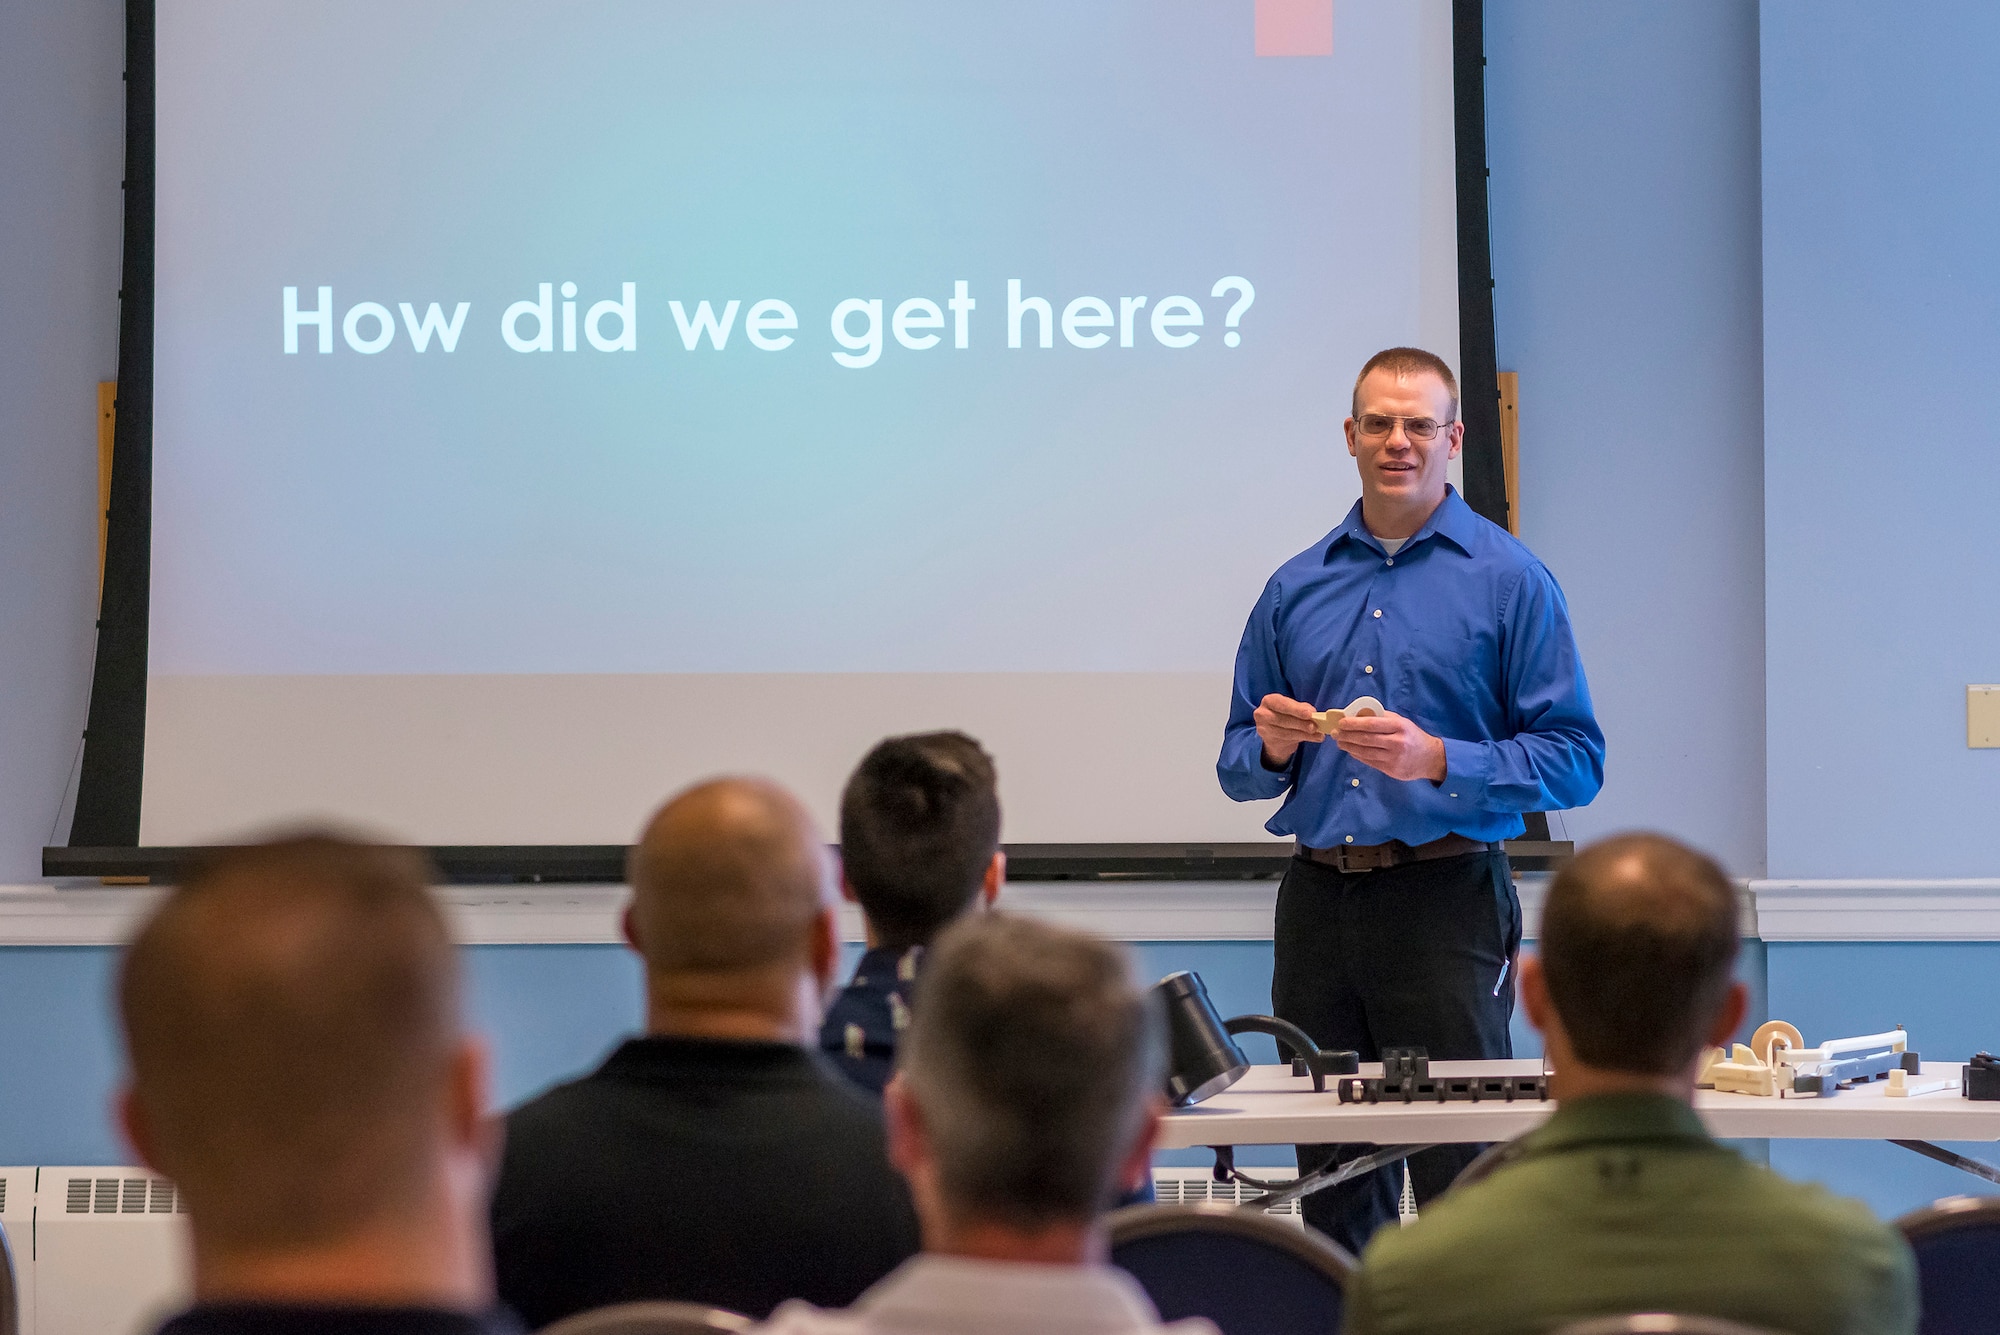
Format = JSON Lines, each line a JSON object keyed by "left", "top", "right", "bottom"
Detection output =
{"left": 1329, "top": 844, "right": 1380, "bottom": 874}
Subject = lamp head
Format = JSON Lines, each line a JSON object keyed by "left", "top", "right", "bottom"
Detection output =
{"left": 1154, "top": 971, "right": 1250, "bottom": 1107}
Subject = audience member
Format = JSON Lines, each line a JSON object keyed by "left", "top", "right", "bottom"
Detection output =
{"left": 1342, "top": 833, "right": 1918, "bottom": 1335}
{"left": 822, "top": 731, "right": 1003, "bottom": 1093}
{"left": 759, "top": 914, "right": 1212, "bottom": 1335}
{"left": 120, "top": 836, "right": 510, "bottom": 1335}
{"left": 490, "top": 778, "right": 920, "bottom": 1326}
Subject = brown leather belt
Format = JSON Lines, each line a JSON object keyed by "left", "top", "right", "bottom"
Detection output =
{"left": 1299, "top": 833, "right": 1499, "bottom": 874}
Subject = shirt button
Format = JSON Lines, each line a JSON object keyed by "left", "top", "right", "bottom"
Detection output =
{"left": 1364, "top": 665, "right": 1374, "bottom": 674}
{"left": 1386, "top": 558, "right": 1394, "bottom": 566}
{"left": 1350, "top": 778, "right": 1360, "bottom": 788}
{"left": 1449, "top": 792, "right": 1459, "bottom": 798}
{"left": 1372, "top": 609, "right": 1382, "bottom": 618}
{"left": 1344, "top": 835, "right": 1355, "bottom": 844}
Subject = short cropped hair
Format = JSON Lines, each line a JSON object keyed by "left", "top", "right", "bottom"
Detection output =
{"left": 1540, "top": 833, "right": 1740, "bottom": 1075}
{"left": 626, "top": 777, "right": 830, "bottom": 974}
{"left": 119, "top": 835, "right": 457, "bottom": 1249}
{"left": 901, "top": 914, "right": 1164, "bottom": 1229}
{"left": 840, "top": 733, "right": 1001, "bottom": 950}
{"left": 1351, "top": 346, "right": 1460, "bottom": 418}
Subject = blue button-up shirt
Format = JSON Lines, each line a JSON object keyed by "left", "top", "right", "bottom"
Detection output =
{"left": 1218, "top": 487, "right": 1604, "bottom": 848}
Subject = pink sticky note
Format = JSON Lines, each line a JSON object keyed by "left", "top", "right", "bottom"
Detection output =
{"left": 1255, "top": 0, "right": 1334, "bottom": 58}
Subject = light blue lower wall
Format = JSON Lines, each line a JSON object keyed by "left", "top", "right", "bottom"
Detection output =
{"left": 6, "top": 935, "right": 1989, "bottom": 1216}
{"left": 0, "top": 936, "right": 1759, "bottom": 1165}
{"left": 1763, "top": 942, "right": 2000, "bottom": 1221}
{"left": 0, "top": 940, "right": 1284, "bottom": 1168}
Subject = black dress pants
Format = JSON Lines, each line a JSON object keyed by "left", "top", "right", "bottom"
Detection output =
{"left": 1270, "top": 848, "right": 1521, "bottom": 1256}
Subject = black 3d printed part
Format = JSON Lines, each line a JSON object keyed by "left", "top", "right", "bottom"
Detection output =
{"left": 1965, "top": 1052, "right": 2000, "bottom": 1101}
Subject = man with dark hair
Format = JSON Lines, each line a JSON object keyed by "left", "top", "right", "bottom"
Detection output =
{"left": 119, "top": 835, "right": 511, "bottom": 1335}
{"left": 1218, "top": 344, "right": 1605, "bottom": 1250}
{"left": 1342, "top": 833, "right": 1917, "bottom": 1335}
{"left": 759, "top": 915, "right": 1211, "bottom": 1335}
{"left": 823, "top": 731, "right": 1004, "bottom": 1093}
{"left": 490, "top": 777, "right": 920, "bottom": 1326}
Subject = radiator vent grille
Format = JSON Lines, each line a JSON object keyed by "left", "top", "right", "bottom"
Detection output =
{"left": 66, "top": 1176, "right": 187, "bottom": 1214}
{"left": 1150, "top": 1170, "right": 1302, "bottom": 1219}
{"left": 0, "top": 1179, "right": 7, "bottom": 1213}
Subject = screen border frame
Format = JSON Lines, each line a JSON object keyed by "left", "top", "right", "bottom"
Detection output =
{"left": 52, "top": 0, "right": 1509, "bottom": 880}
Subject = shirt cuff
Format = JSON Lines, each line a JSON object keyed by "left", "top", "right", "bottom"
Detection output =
{"left": 1224, "top": 741, "right": 1295, "bottom": 800}
{"left": 1439, "top": 737, "right": 1492, "bottom": 808}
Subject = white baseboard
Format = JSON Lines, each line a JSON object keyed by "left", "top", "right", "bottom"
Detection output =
{"left": 6, "top": 877, "right": 1998, "bottom": 946}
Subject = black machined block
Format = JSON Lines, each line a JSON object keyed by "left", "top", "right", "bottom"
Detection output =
{"left": 1336, "top": 1073, "right": 1548, "bottom": 1105}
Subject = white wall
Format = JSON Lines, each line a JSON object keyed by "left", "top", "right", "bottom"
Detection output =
{"left": 0, "top": 0, "right": 125, "bottom": 880}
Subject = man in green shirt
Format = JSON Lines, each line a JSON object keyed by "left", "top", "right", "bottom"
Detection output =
{"left": 1342, "top": 833, "right": 1917, "bottom": 1335}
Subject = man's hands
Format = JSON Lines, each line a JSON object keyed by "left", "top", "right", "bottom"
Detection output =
{"left": 1254, "top": 694, "right": 1324, "bottom": 769}
{"left": 1334, "top": 713, "right": 1448, "bottom": 782}
{"left": 1255, "top": 693, "right": 1447, "bottom": 783}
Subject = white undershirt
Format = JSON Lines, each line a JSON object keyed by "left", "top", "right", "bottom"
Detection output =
{"left": 1377, "top": 535, "right": 1408, "bottom": 555}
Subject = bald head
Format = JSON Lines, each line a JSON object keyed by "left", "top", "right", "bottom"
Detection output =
{"left": 1540, "top": 833, "right": 1740, "bottom": 1076}
{"left": 626, "top": 777, "right": 834, "bottom": 977}
{"left": 119, "top": 836, "right": 460, "bottom": 1250}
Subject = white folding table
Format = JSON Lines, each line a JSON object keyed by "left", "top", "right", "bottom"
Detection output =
{"left": 1158, "top": 1059, "right": 2000, "bottom": 1207}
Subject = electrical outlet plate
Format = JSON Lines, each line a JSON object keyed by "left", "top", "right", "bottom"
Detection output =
{"left": 1970, "top": 686, "right": 2000, "bottom": 748}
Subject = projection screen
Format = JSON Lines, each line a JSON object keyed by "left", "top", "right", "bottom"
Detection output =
{"left": 79, "top": 0, "right": 1478, "bottom": 859}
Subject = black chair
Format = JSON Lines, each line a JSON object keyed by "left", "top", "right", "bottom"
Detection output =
{"left": 1109, "top": 1201, "right": 1352, "bottom": 1335}
{"left": 537, "top": 1301, "right": 751, "bottom": 1335}
{"left": 1444, "top": 1132, "right": 1530, "bottom": 1194}
{"left": 1895, "top": 1193, "right": 2000, "bottom": 1335}
{"left": 1552, "top": 1317, "right": 1783, "bottom": 1335}
{"left": 0, "top": 1219, "right": 17, "bottom": 1335}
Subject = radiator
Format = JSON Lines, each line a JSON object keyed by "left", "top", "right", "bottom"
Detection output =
{"left": 0, "top": 1168, "right": 191, "bottom": 1335}
{"left": 0, "top": 1163, "right": 1304, "bottom": 1335}
{"left": 1147, "top": 1167, "right": 1304, "bottom": 1224}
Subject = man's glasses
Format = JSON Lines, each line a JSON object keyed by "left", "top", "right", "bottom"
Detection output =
{"left": 1355, "top": 413, "right": 1455, "bottom": 442}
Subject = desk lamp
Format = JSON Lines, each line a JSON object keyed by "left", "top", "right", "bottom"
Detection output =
{"left": 1156, "top": 970, "right": 1358, "bottom": 1107}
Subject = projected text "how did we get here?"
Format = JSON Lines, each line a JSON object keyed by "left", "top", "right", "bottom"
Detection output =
{"left": 279, "top": 277, "right": 1259, "bottom": 368}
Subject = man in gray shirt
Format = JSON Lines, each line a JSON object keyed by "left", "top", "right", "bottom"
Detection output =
{"left": 758, "top": 914, "right": 1212, "bottom": 1335}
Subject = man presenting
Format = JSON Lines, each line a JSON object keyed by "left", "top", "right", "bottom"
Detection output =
{"left": 1218, "top": 346, "right": 1604, "bottom": 1252}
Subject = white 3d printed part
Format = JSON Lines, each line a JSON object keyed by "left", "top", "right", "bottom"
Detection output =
{"left": 1313, "top": 696, "right": 1385, "bottom": 735}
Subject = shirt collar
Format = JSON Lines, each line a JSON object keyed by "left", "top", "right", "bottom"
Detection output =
{"left": 1523, "top": 1092, "right": 1714, "bottom": 1157}
{"left": 852, "top": 1255, "right": 1174, "bottom": 1335}
{"left": 1325, "top": 485, "right": 1480, "bottom": 562}
{"left": 157, "top": 1306, "right": 519, "bottom": 1335}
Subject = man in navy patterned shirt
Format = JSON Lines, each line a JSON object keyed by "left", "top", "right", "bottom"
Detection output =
{"left": 821, "top": 732, "right": 1004, "bottom": 1094}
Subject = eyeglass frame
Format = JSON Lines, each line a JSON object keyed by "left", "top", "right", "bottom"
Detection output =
{"left": 1351, "top": 412, "right": 1460, "bottom": 443}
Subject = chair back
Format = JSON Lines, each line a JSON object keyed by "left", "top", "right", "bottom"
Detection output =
{"left": 0, "top": 1221, "right": 17, "bottom": 1335}
{"left": 1552, "top": 1317, "right": 1784, "bottom": 1335}
{"left": 1446, "top": 1134, "right": 1530, "bottom": 1194}
{"left": 1108, "top": 1202, "right": 1351, "bottom": 1335}
{"left": 537, "top": 1301, "right": 752, "bottom": 1335}
{"left": 1895, "top": 1193, "right": 2000, "bottom": 1335}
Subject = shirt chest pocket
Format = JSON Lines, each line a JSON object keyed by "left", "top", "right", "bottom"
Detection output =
{"left": 1396, "top": 626, "right": 1503, "bottom": 716}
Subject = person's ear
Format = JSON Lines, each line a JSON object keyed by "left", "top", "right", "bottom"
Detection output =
{"left": 1344, "top": 416, "right": 1359, "bottom": 458}
{"left": 1118, "top": 1096, "right": 1164, "bottom": 1196}
{"left": 883, "top": 1073, "right": 927, "bottom": 1180}
{"left": 1707, "top": 981, "right": 1751, "bottom": 1047}
{"left": 446, "top": 1035, "right": 493, "bottom": 1148}
{"left": 839, "top": 873, "right": 860, "bottom": 906}
{"left": 1448, "top": 419, "right": 1464, "bottom": 460}
{"left": 809, "top": 903, "right": 841, "bottom": 998}
{"left": 980, "top": 850, "right": 1005, "bottom": 908}
{"left": 1519, "top": 954, "right": 1555, "bottom": 1036}
{"left": 117, "top": 1085, "right": 160, "bottom": 1174}
{"left": 621, "top": 903, "right": 642, "bottom": 956}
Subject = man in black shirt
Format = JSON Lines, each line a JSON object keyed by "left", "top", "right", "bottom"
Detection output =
{"left": 491, "top": 778, "right": 921, "bottom": 1326}
{"left": 119, "top": 837, "right": 515, "bottom": 1335}
{"left": 821, "top": 733, "right": 1004, "bottom": 1094}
